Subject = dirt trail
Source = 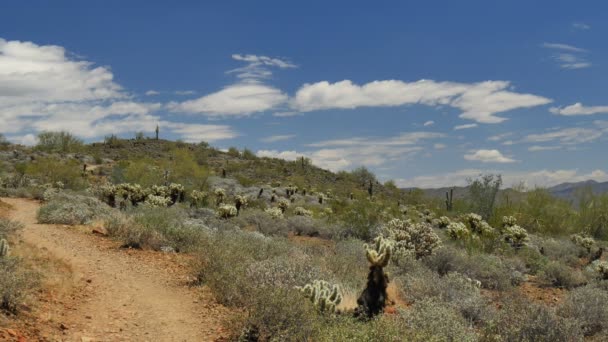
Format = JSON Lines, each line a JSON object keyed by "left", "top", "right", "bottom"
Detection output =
{"left": 2, "top": 198, "right": 226, "bottom": 342}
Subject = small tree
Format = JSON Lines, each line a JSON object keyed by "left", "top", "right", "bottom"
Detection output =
{"left": 467, "top": 173, "right": 502, "bottom": 220}
{"left": 35, "top": 131, "right": 83, "bottom": 153}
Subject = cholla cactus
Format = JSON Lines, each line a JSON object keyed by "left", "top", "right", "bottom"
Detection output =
{"left": 145, "top": 195, "right": 171, "bottom": 207}
{"left": 264, "top": 207, "right": 284, "bottom": 219}
{"left": 437, "top": 216, "right": 451, "bottom": 229}
{"left": 464, "top": 213, "right": 494, "bottom": 236}
{"left": 0, "top": 239, "right": 9, "bottom": 258}
{"left": 150, "top": 185, "right": 170, "bottom": 197}
{"left": 590, "top": 260, "right": 608, "bottom": 280}
{"left": 571, "top": 234, "right": 595, "bottom": 252}
{"left": 214, "top": 188, "right": 226, "bottom": 206}
{"left": 381, "top": 219, "right": 442, "bottom": 261}
{"left": 364, "top": 236, "right": 393, "bottom": 267}
{"left": 296, "top": 280, "right": 343, "bottom": 313}
{"left": 43, "top": 187, "right": 60, "bottom": 201}
{"left": 502, "top": 216, "right": 517, "bottom": 227}
{"left": 277, "top": 198, "right": 290, "bottom": 213}
{"left": 168, "top": 183, "right": 185, "bottom": 203}
{"left": 54, "top": 181, "right": 65, "bottom": 189}
{"left": 235, "top": 194, "right": 248, "bottom": 215}
{"left": 294, "top": 207, "right": 313, "bottom": 217}
{"left": 502, "top": 224, "right": 529, "bottom": 248}
{"left": 322, "top": 207, "right": 333, "bottom": 216}
{"left": 447, "top": 222, "right": 470, "bottom": 240}
{"left": 190, "top": 190, "right": 208, "bottom": 207}
{"left": 217, "top": 204, "right": 238, "bottom": 219}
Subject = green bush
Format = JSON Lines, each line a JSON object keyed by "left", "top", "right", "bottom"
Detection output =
{"left": 403, "top": 298, "right": 478, "bottom": 341}
{"left": 558, "top": 285, "right": 608, "bottom": 337}
{"left": 539, "top": 261, "right": 587, "bottom": 289}
{"left": 0, "top": 218, "right": 22, "bottom": 239}
{"left": 0, "top": 257, "right": 40, "bottom": 314}
{"left": 35, "top": 131, "right": 83, "bottom": 153}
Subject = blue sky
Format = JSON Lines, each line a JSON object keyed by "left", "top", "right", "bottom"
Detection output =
{"left": 1, "top": 0, "right": 607, "bottom": 188}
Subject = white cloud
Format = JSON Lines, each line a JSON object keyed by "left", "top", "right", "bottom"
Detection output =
{"left": 258, "top": 131, "right": 442, "bottom": 171}
{"left": 524, "top": 127, "right": 605, "bottom": 145}
{"left": 0, "top": 38, "right": 238, "bottom": 143}
{"left": 434, "top": 143, "right": 446, "bottom": 149}
{"left": 572, "top": 22, "right": 591, "bottom": 30}
{"left": 542, "top": 43, "right": 591, "bottom": 69}
{"left": 542, "top": 42, "right": 587, "bottom": 53}
{"left": 423, "top": 120, "right": 434, "bottom": 126}
{"left": 396, "top": 168, "right": 608, "bottom": 189}
{"left": 291, "top": 79, "right": 550, "bottom": 123}
{"left": 464, "top": 149, "right": 516, "bottom": 163}
{"left": 145, "top": 90, "right": 160, "bottom": 96}
{"left": 168, "top": 83, "right": 288, "bottom": 117}
{"left": 228, "top": 54, "right": 296, "bottom": 80}
{"left": 528, "top": 145, "right": 561, "bottom": 152}
{"left": 260, "top": 134, "right": 296, "bottom": 143}
{"left": 488, "top": 132, "right": 513, "bottom": 141}
{"left": 454, "top": 123, "right": 478, "bottom": 130}
{"left": 550, "top": 102, "right": 608, "bottom": 116}
{"left": 174, "top": 90, "right": 195, "bottom": 95}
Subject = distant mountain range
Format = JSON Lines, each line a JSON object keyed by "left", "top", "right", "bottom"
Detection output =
{"left": 404, "top": 180, "right": 608, "bottom": 203}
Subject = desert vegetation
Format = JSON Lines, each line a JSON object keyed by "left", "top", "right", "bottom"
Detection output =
{"left": 1, "top": 133, "right": 608, "bottom": 341}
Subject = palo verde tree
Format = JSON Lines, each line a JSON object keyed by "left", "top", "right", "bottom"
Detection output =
{"left": 467, "top": 173, "right": 502, "bottom": 221}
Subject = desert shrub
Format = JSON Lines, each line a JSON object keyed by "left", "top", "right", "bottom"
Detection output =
{"left": 0, "top": 218, "right": 22, "bottom": 239}
{"left": 35, "top": 131, "right": 83, "bottom": 153}
{"left": 196, "top": 230, "right": 290, "bottom": 306}
{"left": 286, "top": 215, "right": 326, "bottom": 237}
{"left": 0, "top": 257, "right": 40, "bottom": 314}
{"left": 515, "top": 246, "right": 548, "bottom": 275}
{"left": 467, "top": 173, "right": 502, "bottom": 220}
{"left": 378, "top": 218, "right": 442, "bottom": 262}
{"left": 37, "top": 192, "right": 112, "bottom": 225}
{"left": 482, "top": 296, "right": 582, "bottom": 342}
{"left": 399, "top": 269, "right": 491, "bottom": 324}
{"left": 234, "top": 209, "right": 289, "bottom": 236}
{"left": 246, "top": 252, "right": 325, "bottom": 289}
{"left": 537, "top": 237, "right": 582, "bottom": 267}
{"left": 516, "top": 188, "right": 576, "bottom": 236}
{"left": 25, "top": 157, "right": 86, "bottom": 189}
{"left": 558, "top": 285, "right": 608, "bottom": 337}
{"left": 574, "top": 189, "right": 608, "bottom": 240}
{"left": 402, "top": 298, "right": 478, "bottom": 341}
{"left": 324, "top": 239, "right": 368, "bottom": 291}
{"left": 236, "top": 287, "right": 321, "bottom": 341}
{"left": 315, "top": 315, "right": 412, "bottom": 341}
{"left": 129, "top": 206, "right": 203, "bottom": 252}
{"left": 539, "top": 261, "right": 587, "bottom": 289}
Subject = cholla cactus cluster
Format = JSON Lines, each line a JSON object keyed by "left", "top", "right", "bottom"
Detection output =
{"left": 381, "top": 219, "right": 442, "bottom": 261}
{"left": 500, "top": 215, "right": 529, "bottom": 248}
{"left": 297, "top": 280, "right": 343, "bottom": 313}
{"left": 0, "top": 238, "right": 9, "bottom": 258}
{"left": 277, "top": 198, "right": 290, "bottom": 213}
{"left": 217, "top": 204, "right": 238, "bottom": 219}
{"left": 264, "top": 207, "right": 284, "bottom": 219}
{"left": 437, "top": 216, "right": 451, "bottom": 229}
{"left": 464, "top": 213, "right": 494, "bottom": 236}
{"left": 590, "top": 260, "right": 608, "bottom": 280}
{"left": 447, "top": 222, "right": 470, "bottom": 240}
{"left": 234, "top": 194, "right": 248, "bottom": 213}
{"left": 571, "top": 234, "right": 595, "bottom": 252}
{"left": 190, "top": 190, "right": 208, "bottom": 207}
{"left": 364, "top": 236, "right": 393, "bottom": 267}
{"left": 214, "top": 188, "right": 226, "bottom": 205}
{"left": 98, "top": 182, "right": 186, "bottom": 208}
{"left": 145, "top": 195, "right": 171, "bottom": 207}
{"left": 294, "top": 207, "right": 313, "bottom": 217}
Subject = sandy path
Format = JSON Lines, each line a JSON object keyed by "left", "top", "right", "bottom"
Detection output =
{"left": 2, "top": 198, "right": 225, "bottom": 342}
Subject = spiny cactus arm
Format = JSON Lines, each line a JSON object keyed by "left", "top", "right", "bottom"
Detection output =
{"left": 365, "top": 237, "right": 393, "bottom": 267}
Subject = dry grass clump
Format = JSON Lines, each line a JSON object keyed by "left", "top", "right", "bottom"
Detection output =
{"left": 37, "top": 192, "right": 111, "bottom": 225}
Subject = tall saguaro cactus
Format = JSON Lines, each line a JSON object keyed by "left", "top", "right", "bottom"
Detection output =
{"left": 0, "top": 239, "right": 9, "bottom": 258}
{"left": 445, "top": 188, "right": 454, "bottom": 211}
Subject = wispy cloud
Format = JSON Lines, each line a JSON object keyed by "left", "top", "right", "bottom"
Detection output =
{"left": 423, "top": 120, "right": 434, "bottom": 127}
{"left": 145, "top": 90, "right": 160, "bottom": 96}
{"left": 488, "top": 132, "right": 513, "bottom": 141}
{"left": 260, "top": 134, "right": 295, "bottom": 143}
{"left": 454, "top": 123, "right": 478, "bottom": 130}
{"left": 572, "top": 22, "right": 591, "bottom": 30}
{"left": 464, "top": 149, "right": 516, "bottom": 163}
{"left": 174, "top": 90, "right": 196, "bottom": 96}
{"left": 542, "top": 42, "right": 591, "bottom": 69}
{"left": 550, "top": 102, "right": 608, "bottom": 116}
{"left": 528, "top": 145, "right": 561, "bottom": 152}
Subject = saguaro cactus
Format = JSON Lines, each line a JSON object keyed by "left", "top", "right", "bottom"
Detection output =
{"left": 155, "top": 125, "right": 159, "bottom": 140}
{"left": 0, "top": 239, "right": 9, "bottom": 258}
{"left": 445, "top": 188, "right": 454, "bottom": 211}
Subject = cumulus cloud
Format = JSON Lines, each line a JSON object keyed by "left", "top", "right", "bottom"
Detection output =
{"left": 168, "top": 83, "right": 287, "bottom": 117}
{"left": 170, "top": 54, "right": 294, "bottom": 117}
{"left": 291, "top": 79, "right": 550, "bottom": 123}
{"left": 0, "top": 37, "right": 237, "bottom": 143}
{"left": 260, "top": 134, "right": 295, "bottom": 143}
{"left": 464, "top": 149, "right": 516, "bottom": 163}
{"left": 396, "top": 168, "right": 608, "bottom": 189}
{"left": 550, "top": 102, "right": 608, "bottom": 116}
